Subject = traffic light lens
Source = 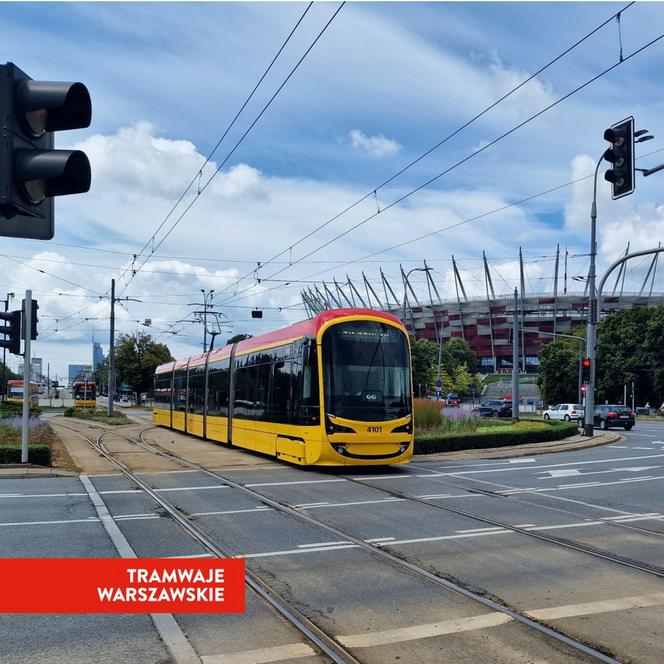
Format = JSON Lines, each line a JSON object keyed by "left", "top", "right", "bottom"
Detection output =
{"left": 24, "top": 108, "right": 48, "bottom": 137}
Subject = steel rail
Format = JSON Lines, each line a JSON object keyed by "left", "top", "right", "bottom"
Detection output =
{"left": 407, "top": 463, "right": 664, "bottom": 541}
{"left": 127, "top": 427, "right": 623, "bottom": 664}
{"left": 52, "top": 421, "right": 360, "bottom": 664}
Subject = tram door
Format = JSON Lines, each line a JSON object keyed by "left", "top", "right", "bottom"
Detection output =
{"left": 186, "top": 363, "right": 205, "bottom": 437}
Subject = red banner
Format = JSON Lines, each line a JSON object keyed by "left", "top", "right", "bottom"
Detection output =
{"left": 0, "top": 558, "right": 245, "bottom": 613}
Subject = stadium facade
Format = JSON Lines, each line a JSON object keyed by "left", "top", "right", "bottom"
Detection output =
{"left": 301, "top": 246, "right": 664, "bottom": 372}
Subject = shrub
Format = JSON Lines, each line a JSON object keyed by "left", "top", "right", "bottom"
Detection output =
{"left": 413, "top": 398, "right": 443, "bottom": 429}
{"left": 414, "top": 421, "right": 578, "bottom": 454}
{"left": 0, "top": 445, "right": 51, "bottom": 465}
{"left": 63, "top": 407, "right": 75, "bottom": 417}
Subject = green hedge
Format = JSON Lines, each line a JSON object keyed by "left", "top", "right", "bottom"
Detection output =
{"left": 0, "top": 445, "right": 52, "bottom": 465}
{"left": 414, "top": 421, "right": 578, "bottom": 454}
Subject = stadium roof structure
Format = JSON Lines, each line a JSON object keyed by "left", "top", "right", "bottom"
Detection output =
{"left": 301, "top": 244, "right": 664, "bottom": 372}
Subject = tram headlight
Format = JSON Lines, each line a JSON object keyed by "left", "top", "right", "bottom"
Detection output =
{"left": 335, "top": 445, "right": 346, "bottom": 455}
{"left": 399, "top": 445, "right": 408, "bottom": 454}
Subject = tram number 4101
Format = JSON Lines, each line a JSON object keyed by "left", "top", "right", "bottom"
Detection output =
{"left": 366, "top": 426, "right": 383, "bottom": 433}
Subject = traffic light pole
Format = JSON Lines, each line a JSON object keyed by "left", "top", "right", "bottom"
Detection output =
{"left": 583, "top": 155, "right": 603, "bottom": 437}
{"left": 108, "top": 279, "right": 115, "bottom": 418}
{"left": 21, "top": 291, "right": 31, "bottom": 463}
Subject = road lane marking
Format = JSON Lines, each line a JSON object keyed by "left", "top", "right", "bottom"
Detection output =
{"left": 0, "top": 517, "right": 101, "bottom": 527}
{"left": 337, "top": 612, "right": 512, "bottom": 647}
{"left": 243, "top": 544, "right": 358, "bottom": 558}
{"left": 0, "top": 492, "right": 87, "bottom": 499}
{"left": 336, "top": 592, "right": 664, "bottom": 648}
{"left": 456, "top": 527, "right": 506, "bottom": 533}
{"left": 201, "top": 643, "right": 315, "bottom": 664}
{"left": 79, "top": 475, "right": 202, "bottom": 664}
{"left": 246, "top": 478, "right": 346, "bottom": 487}
{"left": 414, "top": 453, "right": 664, "bottom": 477}
{"left": 297, "top": 541, "right": 350, "bottom": 548}
{"left": 192, "top": 507, "right": 272, "bottom": 517}
{"left": 528, "top": 592, "right": 664, "bottom": 620}
{"left": 98, "top": 485, "right": 230, "bottom": 495}
{"left": 299, "top": 497, "right": 404, "bottom": 510}
{"left": 539, "top": 466, "right": 658, "bottom": 479}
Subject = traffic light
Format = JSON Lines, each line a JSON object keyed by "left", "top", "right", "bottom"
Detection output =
{"left": 582, "top": 357, "right": 591, "bottom": 383}
{"left": 603, "top": 117, "right": 635, "bottom": 200}
{"left": 21, "top": 298, "right": 38, "bottom": 340}
{"left": 0, "top": 62, "right": 92, "bottom": 240}
{"left": 251, "top": 309, "right": 263, "bottom": 319}
{"left": 0, "top": 310, "right": 22, "bottom": 355}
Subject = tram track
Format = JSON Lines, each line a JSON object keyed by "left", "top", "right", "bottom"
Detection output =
{"left": 406, "top": 463, "right": 664, "bottom": 540}
{"left": 51, "top": 421, "right": 360, "bottom": 664}
{"left": 52, "top": 418, "right": 664, "bottom": 662}
{"left": 109, "top": 425, "right": 630, "bottom": 663}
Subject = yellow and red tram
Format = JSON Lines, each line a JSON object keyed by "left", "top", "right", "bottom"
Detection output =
{"left": 153, "top": 308, "right": 414, "bottom": 466}
{"left": 72, "top": 380, "right": 96, "bottom": 408}
{"left": 6, "top": 380, "right": 39, "bottom": 407}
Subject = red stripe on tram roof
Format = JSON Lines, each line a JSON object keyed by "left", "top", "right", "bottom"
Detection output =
{"left": 155, "top": 308, "right": 402, "bottom": 375}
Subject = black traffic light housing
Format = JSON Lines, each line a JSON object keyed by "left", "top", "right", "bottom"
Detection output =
{"left": 251, "top": 309, "right": 263, "bottom": 319}
{"left": 0, "top": 310, "right": 22, "bottom": 355}
{"left": 0, "top": 62, "right": 92, "bottom": 239}
{"left": 581, "top": 357, "right": 591, "bottom": 383}
{"left": 21, "top": 298, "right": 38, "bottom": 340}
{"left": 603, "top": 116, "right": 635, "bottom": 200}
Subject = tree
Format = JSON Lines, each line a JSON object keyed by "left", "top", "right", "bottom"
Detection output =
{"left": 596, "top": 308, "right": 660, "bottom": 406}
{"left": 227, "top": 333, "right": 252, "bottom": 344}
{"left": 410, "top": 339, "right": 437, "bottom": 397}
{"left": 453, "top": 363, "right": 473, "bottom": 395}
{"left": 94, "top": 357, "right": 109, "bottom": 395}
{"left": 537, "top": 339, "right": 580, "bottom": 406}
{"left": 441, "top": 337, "right": 479, "bottom": 374}
{"left": 114, "top": 332, "right": 173, "bottom": 398}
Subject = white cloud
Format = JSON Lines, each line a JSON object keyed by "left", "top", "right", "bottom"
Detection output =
{"left": 564, "top": 154, "right": 664, "bottom": 263}
{"left": 71, "top": 122, "right": 264, "bottom": 202}
{"left": 349, "top": 129, "right": 401, "bottom": 157}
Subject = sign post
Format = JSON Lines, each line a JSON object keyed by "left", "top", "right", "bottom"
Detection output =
{"left": 21, "top": 291, "right": 31, "bottom": 463}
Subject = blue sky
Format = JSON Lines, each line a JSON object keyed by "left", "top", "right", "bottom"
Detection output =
{"left": 0, "top": 2, "right": 663, "bottom": 379}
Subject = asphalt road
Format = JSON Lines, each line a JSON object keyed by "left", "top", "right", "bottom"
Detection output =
{"left": 1, "top": 422, "right": 663, "bottom": 663}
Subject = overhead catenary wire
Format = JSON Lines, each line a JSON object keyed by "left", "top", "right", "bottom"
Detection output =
{"left": 219, "top": 32, "right": 664, "bottom": 307}
{"left": 110, "top": 2, "right": 315, "bottom": 294}
{"left": 214, "top": 1, "right": 637, "bottom": 300}
{"left": 117, "top": 2, "right": 346, "bottom": 297}
{"left": 219, "top": 145, "right": 664, "bottom": 307}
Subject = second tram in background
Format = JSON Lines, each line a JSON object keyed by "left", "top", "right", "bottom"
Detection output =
{"left": 153, "top": 308, "right": 414, "bottom": 466}
{"left": 6, "top": 380, "right": 39, "bottom": 407}
{"left": 72, "top": 380, "right": 96, "bottom": 408}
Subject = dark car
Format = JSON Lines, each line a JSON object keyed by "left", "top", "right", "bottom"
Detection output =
{"left": 593, "top": 405, "right": 635, "bottom": 430}
{"left": 472, "top": 400, "right": 512, "bottom": 418}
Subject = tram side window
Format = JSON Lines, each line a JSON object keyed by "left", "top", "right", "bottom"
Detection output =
{"left": 294, "top": 342, "right": 320, "bottom": 425}
{"left": 234, "top": 365, "right": 256, "bottom": 419}
{"left": 208, "top": 360, "right": 230, "bottom": 417}
{"left": 188, "top": 365, "right": 205, "bottom": 415}
{"left": 154, "top": 375, "right": 172, "bottom": 409}
{"left": 268, "top": 360, "right": 293, "bottom": 424}
{"left": 254, "top": 362, "right": 271, "bottom": 421}
{"left": 173, "top": 370, "right": 187, "bottom": 412}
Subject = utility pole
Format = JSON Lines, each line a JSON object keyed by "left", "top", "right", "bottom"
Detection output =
{"left": 108, "top": 279, "right": 115, "bottom": 417}
{"left": 48, "top": 362, "right": 51, "bottom": 407}
{"left": 512, "top": 288, "right": 519, "bottom": 423}
{"left": 1, "top": 292, "right": 14, "bottom": 401}
{"left": 21, "top": 291, "right": 31, "bottom": 463}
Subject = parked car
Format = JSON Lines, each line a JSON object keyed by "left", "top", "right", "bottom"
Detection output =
{"left": 543, "top": 403, "right": 584, "bottom": 424}
{"left": 445, "top": 392, "right": 459, "bottom": 407}
{"left": 472, "top": 400, "right": 512, "bottom": 418}
{"left": 593, "top": 405, "right": 635, "bottom": 430}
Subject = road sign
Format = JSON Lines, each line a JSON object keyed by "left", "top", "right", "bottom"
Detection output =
{"left": 435, "top": 379, "right": 442, "bottom": 388}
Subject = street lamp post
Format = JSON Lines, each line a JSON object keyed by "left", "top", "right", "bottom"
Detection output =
{"left": 401, "top": 267, "right": 432, "bottom": 398}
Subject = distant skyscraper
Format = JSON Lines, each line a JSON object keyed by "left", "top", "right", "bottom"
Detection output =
{"left": 93, "top": 341, "right": 104, "bottom": 371}
{"left": 68, "top": 364, "right": 92, "bottom": 386}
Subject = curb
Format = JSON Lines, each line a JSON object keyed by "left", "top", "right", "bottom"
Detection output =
{"left": 413, "top": 430, "right": 622, "bottom": 462}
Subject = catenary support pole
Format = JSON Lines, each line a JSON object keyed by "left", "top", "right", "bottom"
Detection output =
{"left": 21, "top": 291, "right": 31, "bottom": 463}
{"left": 108, "top": 279, "right": 115, "bottom": 417}
{"left": 512, "top": 288, "right": 519, "bottom": 423}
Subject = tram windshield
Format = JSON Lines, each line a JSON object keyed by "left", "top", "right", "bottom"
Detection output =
{"left": 74, "top": 383, "right": 96, "bottom": 399}
{"left": 322, "top": 321, "right": 411, "bottom": 422}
